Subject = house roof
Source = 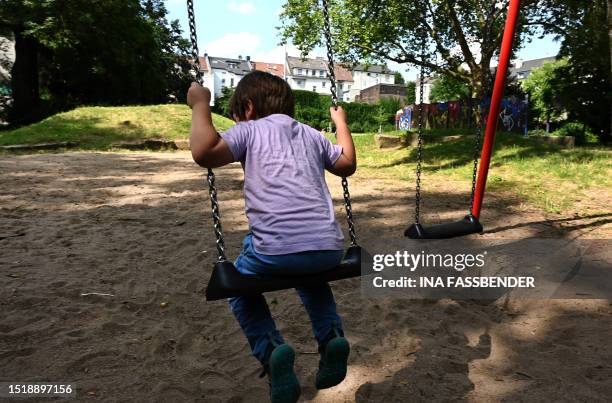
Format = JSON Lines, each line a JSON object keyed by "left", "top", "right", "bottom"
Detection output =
{"left": 208, "top": 56, "right": 251, "bottom": 74}
{"left": 287, "top": 56, "right": 328, "bottom": 71}
{"left": 352, "top": 64, "right": 392, "bottom": 74}
{"left": 197, "top": 56, "right": 209, "bottom": 72}
{"left": 252, "top": 61, "right": 285, "bottom": 78}
{"left": 510, "top": 56, "right": 557, "bottom": 73}
{"left": 334, "top": 65, "right": 353, "bottom": 82}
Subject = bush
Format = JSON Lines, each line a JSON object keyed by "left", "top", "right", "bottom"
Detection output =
{"left": 528, "top": 129, "right": 548, "bottom": 137}
{"left": 552, "top": 122, "right": 598, "bottom": 145}
{"left": 293, "top": 90, "right": 400, "bottom": 132}
{"left": 349, "top": 122, "right": 363, "bottom": 133}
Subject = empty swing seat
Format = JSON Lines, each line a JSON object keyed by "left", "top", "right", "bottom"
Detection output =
{"left": 206, "top": 245, "right": 367, "bottom": 301}
{"left": 405, "top": 215, "right": 484, "bottom": 239}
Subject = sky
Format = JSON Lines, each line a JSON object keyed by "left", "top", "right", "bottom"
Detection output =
{"left": 164, "top": 0, "right": 561, "bottom": 80}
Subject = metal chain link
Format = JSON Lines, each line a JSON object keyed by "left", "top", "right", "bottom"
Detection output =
{"left": 468, "top": 94, "right": 484, "bottom": 217}
{"left": 187, "top": 0, "right": 227, "bottom": 261}
{"left": 414, "top": 29, "right": 427, "bottom": 225}
{"left": 322, "top": 0, "right": 338, "bottom": 108}
{"left": 322, "top": 0, "right": 357, "bottom": 246}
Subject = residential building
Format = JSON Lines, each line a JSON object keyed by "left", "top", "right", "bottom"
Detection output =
{"left": 334, "top": 65, "right": 353, "bottom": 102}
{"left": 415, "top": 56, "right": 558, "bottom": 104}
{"left": 200, "top": 53, "right": 394, "bottom": 105}
{"left": 415, "top": 76, "right": 435, "bottom": 104}
{"left": 509, "top": 56, "right": 557, "bottom": 80}
{"left": 251, "top": 61, "right": 285, "bottom": 78}
{"left": 348, "top": 64, "right": 394, "bottom": 101}
{"left": 357, "top": 83, "right": 407, "bottom": 104}
{"left": 208, "top": 55, "right": 252, "bottom": 98}
{"left": 195, "top": 56, "right": 216, "bottom": 104}
{"left": 285, "top": 56, "right": 331, "bottom": 95}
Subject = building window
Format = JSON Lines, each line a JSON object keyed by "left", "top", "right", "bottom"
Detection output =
{"left": 312, "top": 86, "right": 317, "bottom": 92}
{"left": 319, "top": 70, "right": 324, "bottom": 77}
{"left": 230, "top": 77, "right": 234, "bottom": 87}
{"left": 339, "top": 83, "right": 343, "bottom": 90}
{"left": 221, "top": 78, "right": 226, "bottom": 85}
{"left": 311, "top": 70, "right": 316, "bottom": 76}
{"left": 322, "top": 81, "right": 326, "bottom": 88}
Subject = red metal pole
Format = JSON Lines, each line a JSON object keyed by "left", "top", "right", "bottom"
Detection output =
{"left": 471, "top": 0, "right": 521, "bottom": 219}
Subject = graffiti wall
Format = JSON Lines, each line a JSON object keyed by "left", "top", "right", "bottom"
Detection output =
{"left": 397, "top": 96, "right": 528, "bottom": 133}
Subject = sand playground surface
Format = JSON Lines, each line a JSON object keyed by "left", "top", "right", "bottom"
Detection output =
{"left": 1, "top": 151, "right": 611, "bottom": 402}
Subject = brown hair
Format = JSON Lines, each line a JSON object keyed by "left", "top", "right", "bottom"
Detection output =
{"left": 229, "top": 70, "right": 295, "bottom": 121}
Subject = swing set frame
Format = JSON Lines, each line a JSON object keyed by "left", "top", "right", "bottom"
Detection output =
{"left": 405, "top": 0, "right": 522, "bottom": 239}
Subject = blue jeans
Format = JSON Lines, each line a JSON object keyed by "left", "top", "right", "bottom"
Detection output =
{"left": 229, "top": 234, "right": 344, "bottom": 365}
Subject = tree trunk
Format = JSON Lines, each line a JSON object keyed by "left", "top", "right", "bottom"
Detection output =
{"left": 9, "top": 28, "right": 39, "bottom": 124}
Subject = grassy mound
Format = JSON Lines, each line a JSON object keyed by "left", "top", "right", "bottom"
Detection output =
{"left": 0, "top": 104, "right": 234, "bottom": 149}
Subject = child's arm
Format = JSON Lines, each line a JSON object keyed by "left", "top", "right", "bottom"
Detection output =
{"left": 327, "top": 106, "right": 356, "bottom": 177}
{"left": 187, "top": 83, "right": 234, "bottom": 168}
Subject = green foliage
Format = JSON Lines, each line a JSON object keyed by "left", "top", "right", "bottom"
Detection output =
{"left": 212, "top": 87, "right": 235, "bottom": 118}
{"left": 293, "top": 90, "right": 399, "bottom": 132}
{"left": 293, "top": 89, "right": 326, "bottom": 108}
{"left": 393, "top": 71, "right": 405, "bottom": 85}
{"left": 279, "top": 0, "right": 562, "bottom": 96}
{"left": 1, "top": 0, "right": 191, "bottom": 124}
{"left": 405, "top": 81, "right": 416, "bottom": 105}
{"left": 552, "top": 122, "right": 598, "bottom": 145}
{"left": 556, "top": 0, "right": 610, "bottom": 141}
{"left": 521, "top": 58, "right": 568, "bottom": 124}
{"left": 429, "top": 75, "right": 470, "bottom": 102}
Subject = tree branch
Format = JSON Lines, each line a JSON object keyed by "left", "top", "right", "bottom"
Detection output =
{"left": 445, "top": 0, "right": 477, "bottom": 71}
{"left": 350, "top": 40, "right": 466, "bottom": 81}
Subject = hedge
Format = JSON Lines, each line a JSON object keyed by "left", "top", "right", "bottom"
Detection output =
{"left": 214, "top": 88, "right": 400, "bottom": 133}
{"left": 293, "top": 89, "right": 399, "bottom": 132}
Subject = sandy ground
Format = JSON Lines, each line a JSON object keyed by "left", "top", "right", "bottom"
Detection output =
{"left": 0, "top": 151, "right": 611, "bottom": 402}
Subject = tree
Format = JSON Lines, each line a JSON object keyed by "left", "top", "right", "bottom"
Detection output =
{"left": 393, "top": 71, "right": 405, "bottom": 84}
{"left": 279, "top": 0, "right": 572, "bottom": 99}
{"left": 0, "top": 0, "right": 191, "bottom": 124}
{"left": 212, "top": 86, "right": 235, "bottom": 118}
{"left": 405, "top": 81, "right": 416, "bottom": 105}
{"left": 521, "top": 58, "right": 568, "bottom": 128}
{"left": 556, "top": 0, "right": 610, "bottom": 141}
{"left": 429, "top": 74, "right": 470, "bottom": 102}
{"left": 520, "top": 0, "right": 610, "bottom": 140}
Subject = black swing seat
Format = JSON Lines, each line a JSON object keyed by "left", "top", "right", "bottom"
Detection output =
{"left": 205, "top": 245, "right": 367, "bottom": 301}
{"left": 405, "top": 215, "right": 484, "bottom": 239}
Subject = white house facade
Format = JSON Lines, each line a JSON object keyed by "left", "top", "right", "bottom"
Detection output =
{"left": 348, "top": 65, "right": 394, "bottom": 101}
{"left": 201, "top": 53, "right": 395, "bottom": 104}
{"left": 285, "top": 56, "right": 333, "bottom": 95}
{"left": 208, "top": 55, "right": 252, "bottom": 98}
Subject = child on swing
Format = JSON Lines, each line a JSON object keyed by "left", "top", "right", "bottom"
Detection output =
{"left": 187, "top": 70, "right": 356, "bottom": 403}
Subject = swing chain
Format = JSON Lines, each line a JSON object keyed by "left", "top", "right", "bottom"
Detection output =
{"left": 414, "top": 28, "right": 427, "bottom": 225}
{"left": 468, "top": 95, "right": 484, "bottom": 216}
{"left": 187, "top": 0, "right": 203, "bottom": 85}
{"left": 322, "top": 0, "right": 357, "bottom": 246}
{"left": 322, "top": 0, "right": 338, "bottom": 108}
{"left": 187, "top": 0, "right": 227, "bottom": 261}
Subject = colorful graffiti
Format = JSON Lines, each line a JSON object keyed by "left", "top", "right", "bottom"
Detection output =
{"left": 396, "top": 96, "right": 529, "bottom": 133}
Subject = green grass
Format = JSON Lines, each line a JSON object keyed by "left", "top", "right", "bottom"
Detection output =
{"left": 2, "top": 105, "right": 609, "bottom": 214}
{"left": 349, "top": 132, "right": 611, "bottom": 215}
{"left": 0, "top": 104, "right": 234, "bottom": 150}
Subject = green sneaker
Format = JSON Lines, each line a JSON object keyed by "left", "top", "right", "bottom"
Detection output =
{"left": 266, "top": 344, "right": 301, "bottom": 403}
{"left": 315, "top": 325, "right": 350, "bottom": 389}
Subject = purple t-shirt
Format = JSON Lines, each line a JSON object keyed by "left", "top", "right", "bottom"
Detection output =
{"left": 221, "top": 113, "right": 344, "bottom": 255}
